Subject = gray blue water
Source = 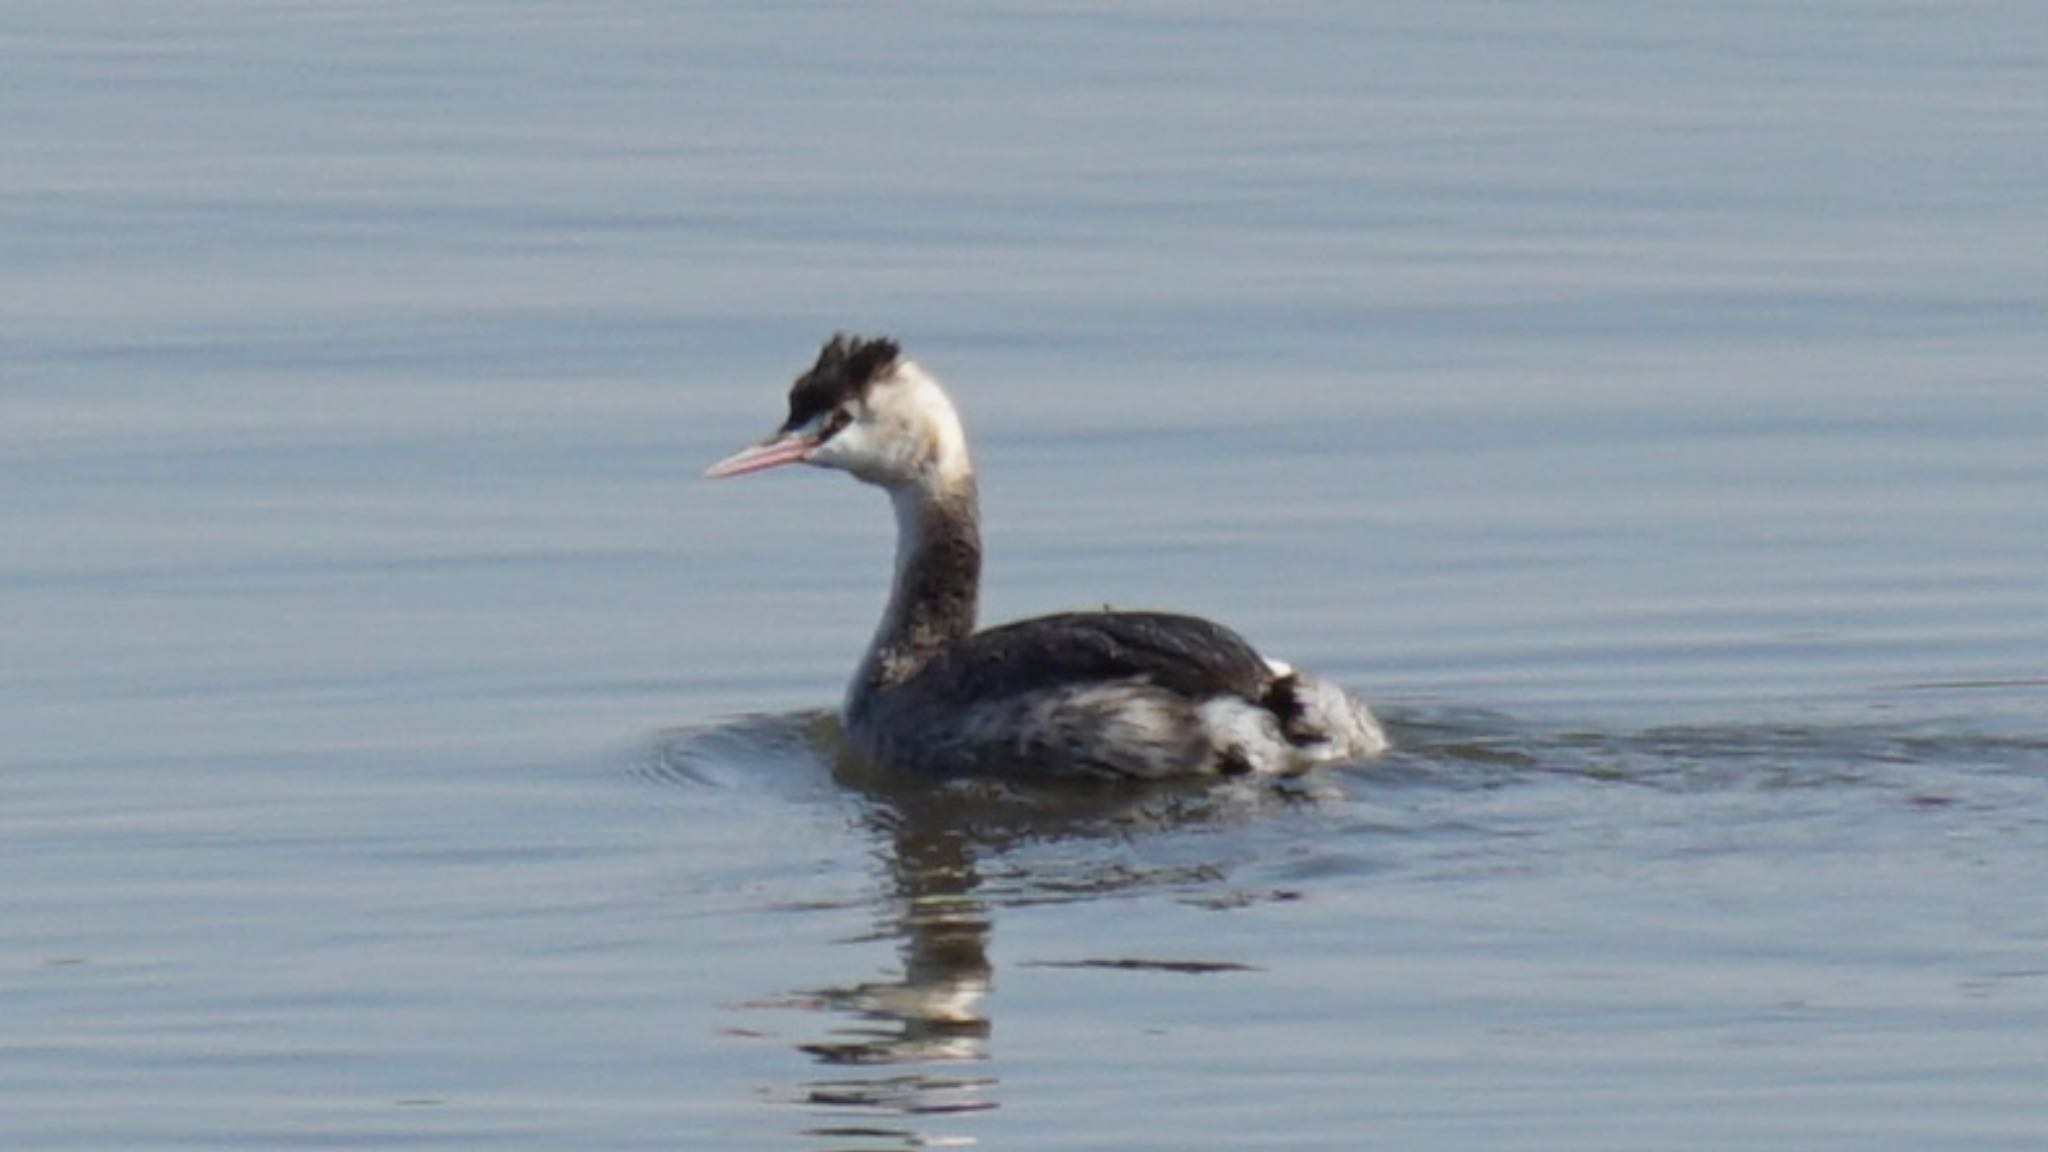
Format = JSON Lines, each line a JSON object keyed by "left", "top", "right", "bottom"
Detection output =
{"left": 4, "top": 3, "right": 2046, "bottom": 1149}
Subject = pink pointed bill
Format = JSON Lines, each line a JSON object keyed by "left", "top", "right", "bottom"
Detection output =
{"left": 704, "top": 432, "right": 817, "bottom": 478}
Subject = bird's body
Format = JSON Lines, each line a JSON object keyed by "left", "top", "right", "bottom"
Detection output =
{"left": 707, "top": 335, "right": 1387, "bottom": 780}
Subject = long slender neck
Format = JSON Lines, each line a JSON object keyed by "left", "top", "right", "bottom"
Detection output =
{"left": 847, "top": 475, "right": 982, "bottom": 716}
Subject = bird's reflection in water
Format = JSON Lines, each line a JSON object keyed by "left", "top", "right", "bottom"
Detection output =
{"left": 795, "top": 792, "right": 998, "bottom": 1143}
{"left": 791, "top": 748, "right": 1265, "bottom": 1151}
{"left": 660, "top": 713, "right": 1325, "bottom": 1151}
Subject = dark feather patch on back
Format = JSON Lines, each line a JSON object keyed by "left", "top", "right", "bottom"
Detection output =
{"left": 784, "top": 333, "right": 901, "bottom": 430}
{"left": 910, "top": 611, "right": 1275, "bottom": 710}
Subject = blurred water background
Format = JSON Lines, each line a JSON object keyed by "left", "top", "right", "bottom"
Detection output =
{"left": 3, "top": 3, "right": 2045, "bottom": 1149}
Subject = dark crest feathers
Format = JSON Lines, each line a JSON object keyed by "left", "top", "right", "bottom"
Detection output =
{"left": 784, "top": 333, "right": 902, "bottom": 428}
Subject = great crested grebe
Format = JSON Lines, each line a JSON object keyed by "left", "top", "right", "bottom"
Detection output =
{"left": 706, "top": 334, "right": 1388, "bottom": 780}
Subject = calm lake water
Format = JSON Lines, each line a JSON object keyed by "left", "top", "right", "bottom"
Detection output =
{"left": 5, "top": 3, "right": 2046, "bottom": 1149}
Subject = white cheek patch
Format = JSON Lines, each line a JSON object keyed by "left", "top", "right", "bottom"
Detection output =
{"left": 807, "top": 420, "right": 866, "bottom": 468}
{"left": 781, "top": 361, "right": 974, "bottom": 494}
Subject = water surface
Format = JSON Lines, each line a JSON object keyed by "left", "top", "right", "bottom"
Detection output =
{"left": 4, "top": 3, "right": 2045, "bottom": 1149}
